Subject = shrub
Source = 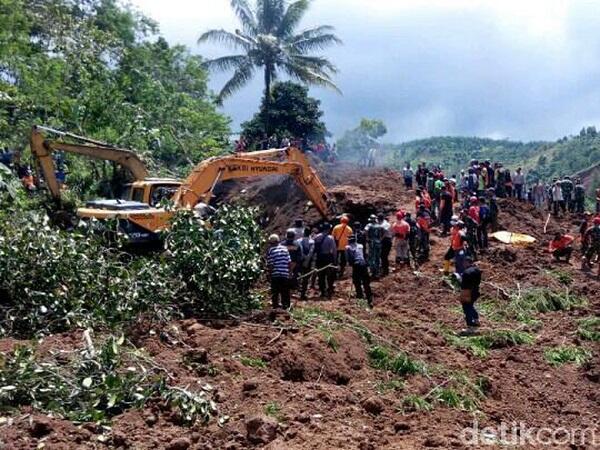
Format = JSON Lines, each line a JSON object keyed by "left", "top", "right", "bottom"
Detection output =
{"left": 166, "top": 205, "right": 263, "bottom": 317}
{"left": 0, "top": 334, "right": 216, "bottom": 424}
{"left": 368, "top": 346, "right": 425, "bottom": 377}
{"left": 544, "top": 345, "right": 592, "bottom": 367}
{"left": 444, "top": 328, "right": 534, "bottom": 358}
{"left": 0, "top": 212, "right": 181, "bottom": 337}
{"left": 577, "top": 317, "right": 600, "bottom": 342}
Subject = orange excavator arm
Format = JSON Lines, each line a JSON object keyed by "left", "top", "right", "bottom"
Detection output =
{"left": 30, "top": 125, "right": 149, "bottom": 199}
{"left": 172, "top": 147, "right": 330, "bottom": 218}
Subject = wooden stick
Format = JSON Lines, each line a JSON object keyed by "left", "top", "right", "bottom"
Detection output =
{"left": 543, "top": 213, "right": 551, "bottom": 234}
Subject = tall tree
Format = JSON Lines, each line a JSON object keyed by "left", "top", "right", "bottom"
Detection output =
{"left": 198, "top": 0, "right": 342, "bottom": 118}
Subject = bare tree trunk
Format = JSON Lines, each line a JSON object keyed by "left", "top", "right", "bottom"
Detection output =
{"left": 264, "top": 65, "right": 272, "bottom": 136}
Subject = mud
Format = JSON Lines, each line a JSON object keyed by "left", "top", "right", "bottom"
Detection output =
{"left": 2, "top": 165, "right": 599, "bottom": 450}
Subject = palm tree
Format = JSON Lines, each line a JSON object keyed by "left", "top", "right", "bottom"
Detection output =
{"left": 198, "top": 0, "right": 341, "bottom": 109}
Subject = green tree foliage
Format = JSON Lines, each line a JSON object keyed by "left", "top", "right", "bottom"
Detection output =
{"left": 199, "top": 0, "right": 341, "bottom": 111}
{"left": 336, "top": 118, "right": 387, "bottom": 160}
{"left": 0, "top": 0, "right": 230, "bottom": 175}
{"left": 166, "top": 205, "right": 264, "bottom": 317}
{"left": 241, "top": 81, "right": 326, "bottom": 147}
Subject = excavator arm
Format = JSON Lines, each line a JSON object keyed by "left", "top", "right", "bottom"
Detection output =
{"left": 30, "top": 125, "right": 149, "bottom": 199}
{"left": 172, "top": 147, "right": 330, "bottom": 218}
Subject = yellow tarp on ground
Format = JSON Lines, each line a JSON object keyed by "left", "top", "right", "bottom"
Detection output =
{"left": 491, "top": 231, "right": 536, "bottom": 245}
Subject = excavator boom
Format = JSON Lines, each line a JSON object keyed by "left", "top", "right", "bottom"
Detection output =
{"left": 30, "top": 125, "right": 148, "bottom": 199}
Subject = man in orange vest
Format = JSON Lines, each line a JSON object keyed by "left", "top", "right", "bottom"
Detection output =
{"left": 332, "top": 215, "right": 353, "bottom": 278}
{"left": 443, "top": 216, "right": 465, "bottom": 275}
{"left": 548, "top": 231, "right": 574, "bottom": 263}
{"left": 393, "top": 211, "right": 411, "bottom": 267}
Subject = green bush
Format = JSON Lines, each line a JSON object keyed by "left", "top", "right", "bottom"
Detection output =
{"left": 0, "top": 211, "right": 181, "bottom": 337}
{"left": 544, "top": 345, "right": 592, "bottom": 367}
{"left": 0, "top": 334, "right": 216, "bottom": 424}
{"left": 578, "top": 317, "right": 600, "bottom": 342}
{"left": 368, "top": 346, "right": 425, "bottom": 377}
{"left": 166, "top": 205, "right": 263, "bottom": 317}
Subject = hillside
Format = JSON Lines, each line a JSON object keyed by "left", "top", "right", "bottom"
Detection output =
{"left": 3, "top": 166, "right": 599, "bottom": 449}
{"left": 388, "top": 132, "right": 600, "bottom": 193}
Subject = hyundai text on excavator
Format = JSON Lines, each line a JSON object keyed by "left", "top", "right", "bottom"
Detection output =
{"left": 32, "top": 126, "right": 332, "bottom": 243}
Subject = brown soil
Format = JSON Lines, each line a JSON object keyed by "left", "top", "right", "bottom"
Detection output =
{"left": 2, "top": 164, "right": 599, "bottom": 450}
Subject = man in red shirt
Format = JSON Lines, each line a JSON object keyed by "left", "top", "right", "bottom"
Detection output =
{"left": 443, "top": 217, "right": 465, "bottom": 275}
{"left": 393, "top": 211, "right": 411, "bottom": 267}
{"left": 548, "top": 231, "right": 574, "bottom": 262}
{"left": 468, "top": 197, "right": 480, "bottom": 225}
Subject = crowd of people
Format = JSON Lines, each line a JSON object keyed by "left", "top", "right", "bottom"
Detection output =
{"left": 1, "top": 148, "right": 67, "bottom": 193}
{"left": 265, "top": 158, "right": 600, "bottom": 335}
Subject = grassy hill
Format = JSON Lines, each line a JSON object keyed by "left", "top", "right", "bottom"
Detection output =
{"left": 387, "top": 131, "right": 600, "bottom": 193}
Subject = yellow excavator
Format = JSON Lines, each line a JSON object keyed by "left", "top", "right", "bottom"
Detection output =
{"left": 32, "top": 126, "right": 332, "bottom": 243}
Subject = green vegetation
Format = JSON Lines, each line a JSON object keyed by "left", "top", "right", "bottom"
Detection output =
{"left": 264, "top": 402, "right": 284, "bottom": 422}
{"left": 545, "top": 269, "right": 573, "bottom": 286}
{"left": 0, "top": 335, "right": 216, "bottom": 424}
{"left": 368, "top": 346, "right": 426, "bottom": 377}
{"left": 337, "top": 118, "right": 388, "bottom": 160}
{"left": 0, "top": 205, "right": 263, "bottom": 338}
{"left": 241, "top": 82, "right": 327, "bottom": 147}
{"left": 577, "top": 317, "right": 600, "bottom": 342}
{"left": 1, "top": 0, "right": 229, "bottom": 176}
{"left": 443, "top": 328, "right": 534, "bottom": 358}
{"left": 200, "top": 0, "right": 341, "bottom": 110}
{"left": 375, "top": 379, "right": 405, "bottom": 394}
{"left": 400, "top": 395, "right": 433, "bottom": 412}
{"left": 240, "top": 356, "right": 268, "bottom": 369}
{"left": 508, "top": 288, "right": 587, "bottom": 321}
{"left": 544, "top": 345, "right": 592, "bottom": 367}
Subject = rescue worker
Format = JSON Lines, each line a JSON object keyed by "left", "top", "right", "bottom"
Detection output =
{"left": 561, "top": 176, "right": 574, "bottom": 212}
{"left": 266, "top": 234, "right": 291, "bottom": 309}
{"left": 444, "top": 216, "right": 464, "bottom": 275}
{"left": 332, "top": 215, "right": 353, "bottom": 278}
{"left": 574, "top": 179, "right": 586, "bottom": 214}
{"left": 392, "top": 211, "right": 410, "bottom": 267}
{"left": 459, "top": 255, "right": 481, "bottom": 335}
{"left": 439, "top": 185, "right": 454, "bottom": 235}
{"left": 378, "top": 213, "right": 392, "bottom": 276}
{"left": 314, "top": 223, "right": 336, "bottom": 299}
{"left": 403, "top": 163, "right": 414, "bottom": 190}
{"left": 345, "top": 234, "right": 373, "bottom": 307}
{"left": 478, "top": 197, "right": 490, "bottom": 249}
{"left": 548, "top": 231, "right": 574, "bottom": 263}
{"left": 298, "top": 227, "right": 315, "bottom": 300}
{"left": 416, "top": 203, "right": 431, "bottom": 260}
{"left": 551, "top": 181, "right": 565, "bottom": 216}
{"left": 581, "top": 217, "right": 600, "bottom": 277}
{"left": 513, "top": 168, "right": 525, "bottom": 201}
{"left": 405, "top": 212, "right": 419, "bottom": 262}
{"left": 364, "top": 215, "right": 384, "bottom": 278}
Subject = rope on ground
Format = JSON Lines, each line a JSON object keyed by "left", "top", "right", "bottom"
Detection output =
{"left": 296, "top": 264, "right": 339, "bottom": 281}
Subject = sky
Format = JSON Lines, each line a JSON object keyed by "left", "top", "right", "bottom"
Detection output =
{"left": 130, "top": 0, "right": 600, "bottom": 143}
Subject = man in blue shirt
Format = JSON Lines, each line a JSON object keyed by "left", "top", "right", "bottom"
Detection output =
{"left": 266, "top": 234, "right": 291, "bottom": 309}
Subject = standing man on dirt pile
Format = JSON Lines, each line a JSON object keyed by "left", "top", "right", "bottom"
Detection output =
{"left": 416, "top": 204, "right": 431, "bottom": 260}
{"left": 533, "top": 181, "right": 546, "bottom": 209}
{"left": 443, "top": 216, "right": 464, "bottom": 276}
{"left": 561, "top": 176, "right": 574, "bottom": 212}
{"left": 283, "top": 230, "right": 303, "bottom": 289}
{"left": 314, "top": 223, "right": 337, "bottom": 299}
{"left": 378, "top": 213, "right": 393, "bottom": 276}
{"left": 291, "top": 218, "right": 305, "bottom": 241}
{"left": 266, "top": 234, "right": 292, "bottom": 310}
{"left": 364, "top": 214, "right": 384, "bottom": 278}
{"left": 392, "top": 211, "right": 411, "bottom": 268}
{"left": 403, "top": 162, "right": 414, "bottom": 190}
{"left": 551, "top": 181, "right": 565, "bottom": 216}
{"left": 458, "top": 255, "right": 481, "bottom": 335}
{"left": 582, "top": 217, "right": 600, "bottom": 277}
{"left": 332, "top": 215, "right": 353, "bottom": 279}
{"left": 345, "top": 234, "right": 373, "bottom": 307}
{"left": 574, "top": 179, "right": 586, "bottom": 214}
{"left": 548, "top": 231, "right": 575, "bottom": 263}
{"left": 513, "top": 168, "right": 525, "bottom": 201}
{"left": 439, "top": 185, "right": 454, "bottom": 236}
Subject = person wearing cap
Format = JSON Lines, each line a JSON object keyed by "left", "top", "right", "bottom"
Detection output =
{"left": 574, "top": 179, "right": 586, "bottom": 214}
{"left": 364, "top": 214, "right": 384, "bottom": 278}
{"left": 332, "top": 215, "right": 353, "bottom": 278}
{"left": 345, "top": 234, "right": 373, "bottom": 307}
{"left": 266, "top": 234, "right": 292, "bottom": 309}
{"left": 314, "top": 223, "right": 337, "bottom": 298}
{"left": 459, "top": 255, "right": 481, "bottom": 334}
{"left": 548, "top": 231, "right": 575, "bottom": 263}
{"left": 582, "top": 217, "right": 600, "bottom": 276}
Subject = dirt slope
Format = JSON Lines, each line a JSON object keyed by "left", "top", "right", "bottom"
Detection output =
{"left": 2, "top": 165, "right": 599, "bottom": 450}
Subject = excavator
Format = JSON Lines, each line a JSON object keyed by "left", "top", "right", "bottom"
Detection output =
{"left": 32, "top": 126, "right": 332, "bottom": 243}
